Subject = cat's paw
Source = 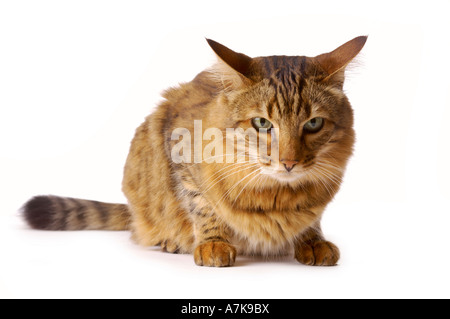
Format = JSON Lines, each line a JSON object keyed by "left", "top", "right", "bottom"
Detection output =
{"left": 194, "top": 241, "right": 237, "bottom": 267}
{"left": 294, "top": 240, "right": 340, "bottom": 266}
{"left": 161, "top": 240, "right": 180, "bottom": 254}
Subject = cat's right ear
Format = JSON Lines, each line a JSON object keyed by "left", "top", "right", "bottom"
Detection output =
{"left": 313, "top": 36, "right": 368, "bottom": 87}
{"left": 206, "top": 39, "right": 254, "bottom": 90}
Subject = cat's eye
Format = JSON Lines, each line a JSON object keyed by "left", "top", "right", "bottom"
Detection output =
{"left": 303, "top": 117, "right": 324, "bottom": 133}
{"left": 251, "top": 117, "right": 273, "bottom": 131}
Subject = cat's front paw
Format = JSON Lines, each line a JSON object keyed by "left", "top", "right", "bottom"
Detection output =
{"left": 194, "top": 241, "right": 237, "bottom": 267}
{"left": 295, "top": 240, "right": 340, "bottom": 266}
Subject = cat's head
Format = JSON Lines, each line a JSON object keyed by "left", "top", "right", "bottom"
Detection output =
{"left": 205, "top": 36, "right": 367, "bottom": 190}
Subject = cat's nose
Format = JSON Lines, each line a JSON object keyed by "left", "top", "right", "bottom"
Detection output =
{"left": 281, "top": 160, "right": 299, "bottom": 172}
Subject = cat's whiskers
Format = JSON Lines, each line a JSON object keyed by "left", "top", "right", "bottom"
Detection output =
{"left": 211, "top": 166, "right": 263, "bottom": 212}
{"left": 199, "top": 162, "right": 261, "bottom": 198}
{"left": 315, "top": 170, "right": 341, "bottom": 189}
{"left": 179, "top": 152, "right": 258, "bottom": 172}
{"left": 194, "top": 151, "right": 260, "bottom": 186}
{"left": 231, "top": 168, "right": 264, "bottom": 207}
{"left": 312, "top": 162, "right": 343, "bottom": 186}
{"left": 303, "top": 166, "right": 335, "bottom": 198}
{"left": 308, "top": 161, "right": 342, "bottom": 183}
{"left": 185, "top": 162, "right": 262, "bottom": 217}
{"left": 197, "top": 160, "right": 259, "bottom": 191}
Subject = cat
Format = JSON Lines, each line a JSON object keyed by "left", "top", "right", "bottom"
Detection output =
{"left": 22, "top": 36, "right": 367, "bottom": 267}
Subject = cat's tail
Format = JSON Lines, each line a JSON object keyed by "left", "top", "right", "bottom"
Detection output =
{"left": 22, "top": 195, "right": 131, "bottom": 231}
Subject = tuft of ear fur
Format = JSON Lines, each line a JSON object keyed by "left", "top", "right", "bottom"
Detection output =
{"left": 314, "top": 36, "right": 368, "bottom": 87}
{"left": 206, "top": 39, "right": 254, "bottom": 91}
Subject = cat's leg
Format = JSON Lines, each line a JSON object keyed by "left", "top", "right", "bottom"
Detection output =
{"left": 294, "top": 222, "right": 340, "bottom": 266}
{"left": 190, "top": 198, "right": 236, "bottom": 267}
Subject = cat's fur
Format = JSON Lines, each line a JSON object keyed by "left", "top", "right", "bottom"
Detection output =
{"left": 23, "top": 36, "right": 367, "bottom": 267}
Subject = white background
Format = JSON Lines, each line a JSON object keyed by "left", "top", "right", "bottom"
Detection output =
{"left": 1, "top": 0, "right": 450, "bottom": 299}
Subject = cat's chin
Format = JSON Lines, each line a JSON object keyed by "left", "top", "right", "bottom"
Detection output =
{"left": 261, "top": 170, "right": 305, "bottom": 185}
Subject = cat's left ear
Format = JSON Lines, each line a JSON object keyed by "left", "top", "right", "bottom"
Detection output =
{"left": 206, "top": 39, "right": 254, "bottom": 90}
{"left": 314, "top": 36, "right": 368, "bottom": 87}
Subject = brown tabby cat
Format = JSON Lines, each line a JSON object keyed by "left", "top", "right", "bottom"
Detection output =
{"left": 23, "top": 36, "right": 367, "bottom": 267}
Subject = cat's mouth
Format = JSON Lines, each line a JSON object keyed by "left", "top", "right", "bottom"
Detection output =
{"left": 260, "top": 166, "right": 307, "bottom": 183}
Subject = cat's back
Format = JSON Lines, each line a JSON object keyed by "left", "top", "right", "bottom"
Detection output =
{"left": 159, "top": 71, "right": 220, "bottom": 129}
{"left": 130, "top": 70, "right": 220, "bottom": 157}
{"left": 121, "top": 71, "right": 219, "bottom": 250}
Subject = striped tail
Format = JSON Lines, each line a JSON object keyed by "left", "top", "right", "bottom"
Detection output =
{"left": 22, "top": 195, "right": 131, "bottom": 231}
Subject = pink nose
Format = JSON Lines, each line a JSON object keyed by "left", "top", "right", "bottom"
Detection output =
{"left": 281, "top": 160, "right": 299, "bottom": 172}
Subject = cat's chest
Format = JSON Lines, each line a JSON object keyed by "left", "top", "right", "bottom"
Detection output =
{"left": 213, "top": 187, "right": 323, "bottom": 244}
{"left": 226, "top": 186, "right": 316, "bottom": 213}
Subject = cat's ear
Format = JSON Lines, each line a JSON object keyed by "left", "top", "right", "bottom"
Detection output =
{"left": 206, "top": 39, "right": 254, "bottom": 90}
{"left": 313, "top": 36, "right": 368, "bottom": 87}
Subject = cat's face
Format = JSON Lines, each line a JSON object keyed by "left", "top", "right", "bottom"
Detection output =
{"left": 206, "top": 37, "right": 365, "bottom": 191}
{"left": 223, "top": 59, "right": 354, "bottom": 189}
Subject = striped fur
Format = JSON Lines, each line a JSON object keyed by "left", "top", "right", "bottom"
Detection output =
{"left": 23, "top": 36, "right": 367, "bottom": 267}
{"left": 23, "top": 196, "right": 130, "bottom": 231}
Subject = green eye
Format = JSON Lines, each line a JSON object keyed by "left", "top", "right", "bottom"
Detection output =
{"left": 304, "top": 117, "right": 324, "bottom": 133}
{"left": 251, "top": 117, "right": 273, "bottom": 131}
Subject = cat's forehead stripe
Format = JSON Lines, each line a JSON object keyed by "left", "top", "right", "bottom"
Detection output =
{"left": 258, "top": 55, "right": 306, "bottom": 78}
{"left": 262, "top": 56, "right": 312, "bottom": 119}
